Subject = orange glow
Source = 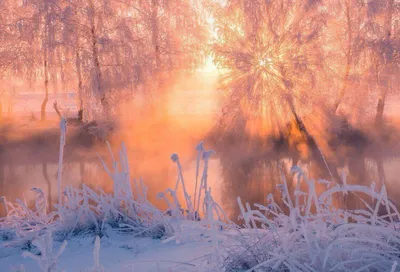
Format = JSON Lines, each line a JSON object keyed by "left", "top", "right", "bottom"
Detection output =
{"left": 1, "top": 0, "right": 400, "bottom": 217}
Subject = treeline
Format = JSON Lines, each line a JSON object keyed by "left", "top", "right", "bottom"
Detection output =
{"left": 0, "top": 0, "right": 208, "bottom": 121}
{"left": 209, "top": 0, "right": 400, "bottom": 133}
{"left": 0, "top": 0, "right": 399, "bottom": 130}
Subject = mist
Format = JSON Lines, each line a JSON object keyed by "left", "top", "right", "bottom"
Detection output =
{"left": 0, "top": 0, "right": 400, "bottom": 220}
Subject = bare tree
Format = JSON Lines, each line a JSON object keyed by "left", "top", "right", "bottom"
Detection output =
{"left": 0, "top": 0, "right": 208, "bottom": 122}
{"left": 211, "top": 0, "right": 327, "bottom": 135}
{"left": 368, "top": 0, "right": 399, "bottom": 128}
{"left": 331, "top": 0, "right": 367, "bottom": 113}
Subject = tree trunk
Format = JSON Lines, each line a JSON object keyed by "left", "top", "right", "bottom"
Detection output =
{"left": 41, "top": 57, "right": 49, "bottom": 121}
{"left": 287, "top": 96, "right": 341, "bottom": 183}
{"left": 41, "top": 5, "right": 50, "bottom": 121}
{"left": 375, "top": 72, "right": 390, "bottom": 129}
{"left": 89, "top": 1, "right": 107, "bottom": 112}
{"left": 151, "top": 0, "right": 161, "bottom": 70}
{"left": 375, "top": 0, "right": 394, "bottom": 128}
{"left": 164, "top": 0, "right": 173, "bottom": 70}
{"left": 75, "top": 46, "right": 84, "bottom": 122}
{"left": 73, "top": 5, "right": 84, "bottom": 122}
{"left": 375, "top": 90, "right": 387, "bottom": 128}
{"left": 384, "top": 0, "right": 394, "bottom": 39}
{"left": 57, "top": 47, "right": 66, "bottom": 99}
{"left": 334, "top": 2, "right": 352, "bottom": 113}
{"left": 334, "top": 60, "right": 351, "bottom": 113}
{"left": 53, "top": 101, "right": 62, "bottom": 119}
{"left": 8, "top": 88, "right": 15, "bottom": 117}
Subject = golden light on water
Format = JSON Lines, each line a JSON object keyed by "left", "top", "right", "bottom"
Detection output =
{"left": 0, "top": 0, "right": 400, "bottom": 222}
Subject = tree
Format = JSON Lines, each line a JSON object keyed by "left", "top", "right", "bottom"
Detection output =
{"left": 2, "top": 0, "right": 63, "bottom": 121}
{"left": 365, "top": 0, "right": 399, "bottom": 128}
{"left": 0, "top": 0, "right": 208, "bottom": 122}
{"left": 210, "top": 0, "right": 327, "bottom": 136}
{"left": 330, "top": 0, "right": 369, "bottom": 113}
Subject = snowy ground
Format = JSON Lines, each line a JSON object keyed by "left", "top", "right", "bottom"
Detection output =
{"left": 1, "top": 230, "right": 213, "bottom": 272}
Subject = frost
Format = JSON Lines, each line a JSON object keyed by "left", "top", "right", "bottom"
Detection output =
{"left": 22, "top": 231, "right": 67, "bottom": 272}
{"left": 224, "top": 166, "right": 400, "bottom": 272}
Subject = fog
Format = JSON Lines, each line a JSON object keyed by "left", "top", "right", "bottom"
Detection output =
{"left": 1, "top": 0, "right": 400, "bottom": 220}
{"left": 0, "top": 71, "right": 226, "bottom": 215}
{"left": 2, "top": 74, "right": 400, "bottom": 219}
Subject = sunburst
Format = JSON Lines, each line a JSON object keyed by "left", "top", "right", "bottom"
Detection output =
{"left": 211, "top": 0, "right": 327, "bottom": 136}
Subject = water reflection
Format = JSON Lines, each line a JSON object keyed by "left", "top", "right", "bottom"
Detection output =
{"left": 2, "top": 92, "right": 400, "bottom": 221}
{"left": 2, "top": 140, "right": 400, "bottom": 221}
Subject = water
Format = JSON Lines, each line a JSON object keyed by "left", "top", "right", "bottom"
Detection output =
{"left": 2, "top": 78, "right": 400, "bottom": 218}
{"left": 0, "top": 156, "right": 224, "bottom": 216}
{"left": 0, "top": 71, "right": 224, "bottom": 215}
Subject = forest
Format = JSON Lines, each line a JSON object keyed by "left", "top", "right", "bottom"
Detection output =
{"left": 0, "top": 0, "right": 400, "bottom": 271}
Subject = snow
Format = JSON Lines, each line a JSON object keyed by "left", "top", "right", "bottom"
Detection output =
{"left": 1, "top": 230, "right": 212, "bottom": 272}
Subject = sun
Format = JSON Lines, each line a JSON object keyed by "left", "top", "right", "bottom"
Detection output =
{"left": 210, "top": 0, "right": 326, "bottom": 136}
{"left": 200, "top": 56, "right": 218, "bottom": 73}
{"left": 258, "top": 57, "right": 273, "bottom": 69}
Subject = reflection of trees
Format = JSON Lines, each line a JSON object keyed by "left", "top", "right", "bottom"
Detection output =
{"left": 219, "top": 150, "right": 284, "bottom": 218}
{"left": 42, "top": 163, "right": 52, "bottom": 210}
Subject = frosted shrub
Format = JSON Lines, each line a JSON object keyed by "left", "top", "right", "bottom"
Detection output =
{"left": 158, "top": 143, "right": 230, "bottom": 246}
{"left": 56, "top": 142, "right": 165, "bottom": 238}
{"left": 22, "top": 231, "right": 67, "bottom": 272}
{"left": 0, "top": 116, "right": 227, "bottom": 247}
{"left": 158, "top": 143, "right": 228, "bottom": 224}
{"left": 56, "top": 185, "right": 102, "bottom": 237}
{"left": 1, "top": 141, "right": 222, "bottom": 244}
{"left": 82, "top": 236, "right": 104, "bottom": 272}
{"left": 57, "top": 117, "right": 67, "bottom": 206}
{"left": 96, "top": 142, "right": 164, "bottom": 237}
{"left": 0, "top": 189, "right": 57, "bottom": 248}
{"left": 224, "top": 166, "right": 400, "bottom": 271}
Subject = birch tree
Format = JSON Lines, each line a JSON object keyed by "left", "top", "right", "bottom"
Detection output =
{"left": 210, "top": 0, "right": 327, "bottom": 135}
{"left": 0, "top": 0, "right": 208, "bottom": 121}
{"left": 365, "top": 0, "right": 399, "bottom": 128}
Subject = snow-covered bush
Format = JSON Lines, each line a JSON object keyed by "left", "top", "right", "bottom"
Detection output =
{"left": 22, "top": 230, "right": 67, "bottom": 272}
{"left": 82, "top": 236, "right": 104, "bottom": 272}
{"left": 157, "top": 142, "right": 231, "bottom": 251}
{"left": 223, "top": 166, "right": 400, "bottom": 271}
{"left": 0, "top": 139, "right": 226, "bottom": 247}
{"left": 0, "top": 189, "right": 57, "bottom": 248}
{"left": 55, "top": 142, "right": 166, "bottom": 239}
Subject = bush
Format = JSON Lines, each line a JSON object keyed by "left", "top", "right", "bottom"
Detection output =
{"left": 223, "top": 166, "right": 400, "bottom": 271}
